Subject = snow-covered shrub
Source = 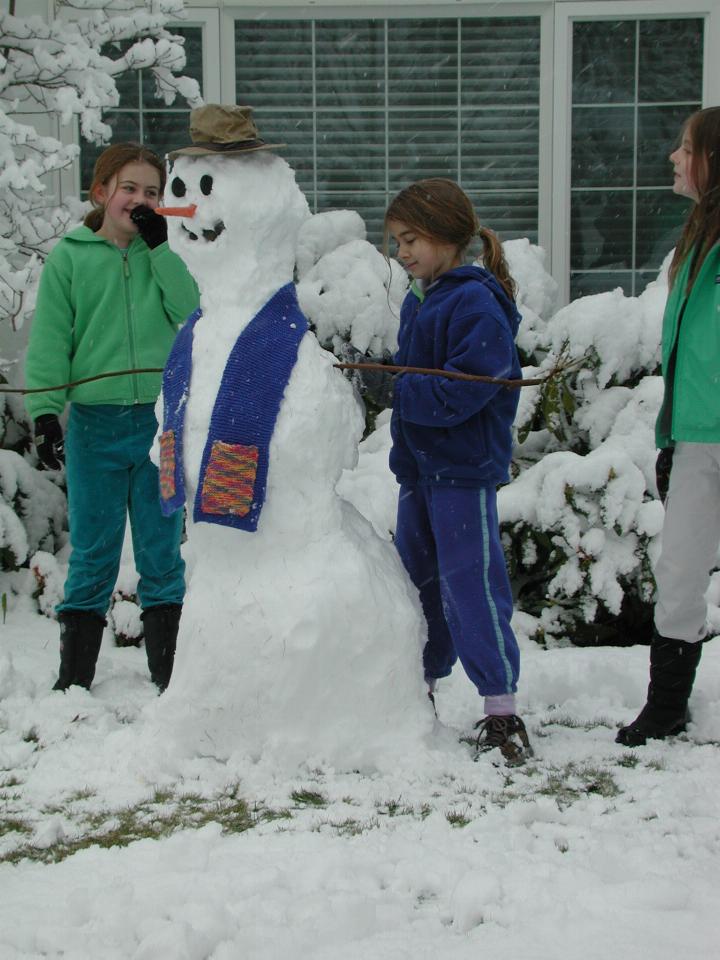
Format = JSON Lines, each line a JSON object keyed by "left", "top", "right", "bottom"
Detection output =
{"left": 0, "top": 453, "right": 67, "bottom": 571}
{"left": 500, "top": 256, "right": 670, "bottom": 647}
{"left": 296, "top": 210, "right": 408, "bottom": 358}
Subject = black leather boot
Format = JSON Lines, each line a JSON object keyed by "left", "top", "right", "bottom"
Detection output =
{"left": 616, "top": 632, "right": 703, "bottom": 746}
{"left": 52, "top": 611, "right": 105, "bottom": 691}
{"left": 142, "top": 604, "right": 182, "bottom": 692}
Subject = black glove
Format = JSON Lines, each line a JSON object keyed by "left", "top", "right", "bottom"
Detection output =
{"left": 339, "top": 343, "right": 396, "bottom": 409}
{"left": 130, "top": 204, "right": 168, "bottom": 250}
{"left": 655, "top": 447, "right": 674, "bottom": 504}
{"left": 34, "top": 414, "right": 64, "bottom": 470}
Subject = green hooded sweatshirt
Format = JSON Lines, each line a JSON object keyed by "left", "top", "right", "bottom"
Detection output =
{"left": 656, "top": 242, "right": 720, "bottom": 448}
{"left": 25, "top": 227, "right": 199, "bottom": 419}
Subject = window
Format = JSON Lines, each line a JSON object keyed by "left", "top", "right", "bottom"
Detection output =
{"left": 234, "top": 16, "right": 541, "bottom": 246}
{"left": 570, "top": 17, "right": 703, "bottom": 299}
{"left": 79, "top": 25, "right": 204, "bottom": 193}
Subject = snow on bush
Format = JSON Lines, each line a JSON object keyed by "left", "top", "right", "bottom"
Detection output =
{"left": 296, "top": 211, "right": 408, "bottom": 357}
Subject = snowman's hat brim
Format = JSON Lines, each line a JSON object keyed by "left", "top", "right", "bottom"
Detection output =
{"left": 168, "top": 140, "right": 285, "bottom": 161}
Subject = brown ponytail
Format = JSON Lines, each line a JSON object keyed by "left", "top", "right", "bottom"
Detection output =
{"left": 383, "top": 178, "right": 516, "bottom": 300}
{"left": 477, "top": 225, "right": 516, "bottom": 301}
{"left": 84, "top": 142, "right": 166, "bottom": 231}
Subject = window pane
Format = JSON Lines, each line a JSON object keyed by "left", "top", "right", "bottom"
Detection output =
{"left": 144, "top": 112, "right": 192, "bottom": 160}
{"left": 572, "top": 21, "right": 635, "bottom": 104}
{"left": 572, "top": 106, "right": 634, "bottom": 188}
{"left": 235, "top": 21, "right": 312, "bottom": 108}
{"left": 470, "top": 192, "right": 538, "bottom": 244}
{"left": 571, "top": 190, "right": 633, "bottom": 271}
{"left": 462, "top": 109, "right": 538, "bottom": 191}
{"left": 252, "top": 111, "right": 315, "bottom": 195}
{"left": 315, "top": 20, "right": 384, "bottom": 109}
{"left": 461, "top": 18, "right": 540, "bottom": 107}
{"left": 388, "top": 20, "right": 458, "bottom": 108}
{"left": 571, "top": 271, "right": 633, "bottom": 300}
{"left": 637, "top": 103, "right": 701, "bottom": 187}
{"left": 316, "top": 112, "right": 386, "bottom": 192}
{"left": 570, "top": 17, "right": 703, "bottom": 299}
{"left": 638, "top": 19, "right": 703, "bottom": 102}
{"left": 636, "top": 189, "right": 692, "bottom": 271}
{"left": 234, "top": 15, "right": 540, "bottom": 246}
{"left": 388, "top": 111, "right": 458, "bottom": 188}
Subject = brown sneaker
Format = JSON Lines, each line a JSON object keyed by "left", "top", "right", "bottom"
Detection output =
{"left": 474, "top": 714, "right": 533, "bottom": 765}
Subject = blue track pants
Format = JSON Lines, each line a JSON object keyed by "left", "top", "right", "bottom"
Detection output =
{"left": 58, "top": 403, "right": 185, "bottom": 617}
{"left": 395, "top": 483, "right": 519, "bottom": 697}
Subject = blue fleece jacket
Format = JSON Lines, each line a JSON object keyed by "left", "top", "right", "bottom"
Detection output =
{"left": 389, "top": 265, "right": 522, "bottom": 487}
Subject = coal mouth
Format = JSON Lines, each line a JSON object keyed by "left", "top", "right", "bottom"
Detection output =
{"left": 181, "top": 221, "right": 226, "bottom": 243}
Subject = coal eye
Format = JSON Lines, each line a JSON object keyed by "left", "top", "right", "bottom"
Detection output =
{"left": 200, "top": 174, "right": 213, "bottom": 196}
{"left": 171, "top": 177, "right": 186, "bottom": 198}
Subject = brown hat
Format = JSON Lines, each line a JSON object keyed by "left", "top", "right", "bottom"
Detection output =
{"left": 168, "top": 104, "right": 285, "bottom": 160}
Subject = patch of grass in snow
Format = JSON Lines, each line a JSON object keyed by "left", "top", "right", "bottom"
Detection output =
{"left": 290, "top": 788, "right": 328, "bottom": 808}
{"left": 537, "top": 714, "right": 615, "bottom": 732}
{"left": 0, "top": 774, "right": 23, "bottom": 789}
{"left": 536, "top": 763, "right": 620, "bottom": 807}
{"left": 616, "top": 753, "right": 640, "bottom": 768}
{"left": 0, "top": 816, "right": 32, "bottom": 839}
{"left": 321, "top": 816, "right": 381, "bottom": 837}
{"left": 445, "top": 806, "right": 472, "bottom": 828}
{"left": 376, "top": 797, "right": 414, "bottom": 818}
{"left": 0, "top": 784, "right": 291, "bottom": 866}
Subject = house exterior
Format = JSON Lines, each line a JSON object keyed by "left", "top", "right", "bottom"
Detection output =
{"left": 51, "top": 0, "right": 720, "bottom": 301}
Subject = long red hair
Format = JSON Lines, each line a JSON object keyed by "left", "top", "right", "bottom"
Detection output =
{"left": 668, "top": 106, "right": 720, "bottom": 290}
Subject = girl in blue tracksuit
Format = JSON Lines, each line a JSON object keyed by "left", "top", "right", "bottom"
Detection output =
{"left": 385, "top": 178, "right": 531, "bottom": 763}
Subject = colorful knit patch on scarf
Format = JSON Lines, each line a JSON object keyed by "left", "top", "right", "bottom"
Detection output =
{"left": 159, "top": 430, "right": 177, "bottom": 501}
{"left": 200, "top": 441, "right": 258, "bottom": 517}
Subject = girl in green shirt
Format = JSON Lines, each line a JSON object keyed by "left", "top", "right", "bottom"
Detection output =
{"left": 617, "top": 106, "right": 720, "bottom": 746}
{"left": 26, "top": 143, "right": 199, "bottom": 694}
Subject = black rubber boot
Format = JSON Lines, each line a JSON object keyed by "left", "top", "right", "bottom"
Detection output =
{"left": 52, "top": 611, "right": 105, "bottom": 691}
{"left": 616, "top": 633, "right": 703, "bottom": 746}
{"left": 142, "top": 604, "right": 182, "bottom": 692}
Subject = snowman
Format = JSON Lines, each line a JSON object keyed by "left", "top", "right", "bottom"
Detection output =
{"left": 151, "top": 105, "right": 433, "bottom": 770}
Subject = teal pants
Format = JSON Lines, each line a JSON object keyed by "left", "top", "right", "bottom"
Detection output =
{"left": 58, "top": 404, "right": 185, "bottom": 617}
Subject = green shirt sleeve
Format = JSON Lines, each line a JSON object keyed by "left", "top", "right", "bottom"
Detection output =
{"left": 25, "top": 253, "right": 74, "bottom": 419}
{"left": 149, "top": 243, "right": 200, "bottom": 328}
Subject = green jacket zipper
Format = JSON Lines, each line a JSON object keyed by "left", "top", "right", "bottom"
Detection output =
{"left": 121, "top": 248, "right": 140, "bottom": 403}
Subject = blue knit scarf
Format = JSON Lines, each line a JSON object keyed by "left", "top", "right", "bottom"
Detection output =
{"left": 159, "top": 282, "right": 308, "bottom": 532}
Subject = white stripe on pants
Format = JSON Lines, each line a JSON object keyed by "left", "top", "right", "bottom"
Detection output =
{"left": 654, "top": 441, "right": 720, "bottom": 642}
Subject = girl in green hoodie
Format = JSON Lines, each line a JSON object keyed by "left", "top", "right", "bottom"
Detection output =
{"left": 617, "top": 106, "right": 720, "bottom": 746}
{"left": 25, "top": 143, "right": 199, "bottom": 693}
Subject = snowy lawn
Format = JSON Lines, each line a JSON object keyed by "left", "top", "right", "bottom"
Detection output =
{"left": 1, "top": 598, "right": 719, "bottom": 959}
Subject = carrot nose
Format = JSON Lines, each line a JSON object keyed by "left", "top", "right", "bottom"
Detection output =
{"left": 154, "top": 204, "right": 197, "bottom": 218}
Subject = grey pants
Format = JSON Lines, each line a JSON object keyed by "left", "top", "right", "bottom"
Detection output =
{"left": 654, "top": 441, "right": 720, "bottom": 642}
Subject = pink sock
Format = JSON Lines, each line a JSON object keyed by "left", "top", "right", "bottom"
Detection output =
{"left": 483, "top": 694, "right": 516, "bottom": 716}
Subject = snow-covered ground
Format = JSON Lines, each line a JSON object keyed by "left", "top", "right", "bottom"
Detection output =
{"left": 1, "top": 595, "right": 719, "bottom": 959}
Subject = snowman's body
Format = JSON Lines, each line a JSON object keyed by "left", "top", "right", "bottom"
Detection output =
{"left": 155, "top": 151, "right": 433, "bottom": 769}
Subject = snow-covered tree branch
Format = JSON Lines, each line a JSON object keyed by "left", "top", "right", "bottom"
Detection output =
{"left": 0, "top": 0, "right": 202, "bottom": 333}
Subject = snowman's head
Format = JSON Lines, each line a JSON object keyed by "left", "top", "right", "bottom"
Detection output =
{"left": 164, "top": 151, "right": 311, "bottom": 295}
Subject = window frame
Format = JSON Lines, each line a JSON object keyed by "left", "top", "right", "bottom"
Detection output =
{"left": 222, "top": 3, "right": 555, "bottom": 259}
{"left": 552, "top": 0, "right": 720, "bottom": 303}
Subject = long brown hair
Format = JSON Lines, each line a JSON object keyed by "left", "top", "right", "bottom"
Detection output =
{"left": 383, "top": 178, "right": 516, "bottom": 299}
{"left": 84, "top": 142, "right": 166, "bottom": 232}
{"left": 668, "top": 106, "right": 720, "bottom": 290}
